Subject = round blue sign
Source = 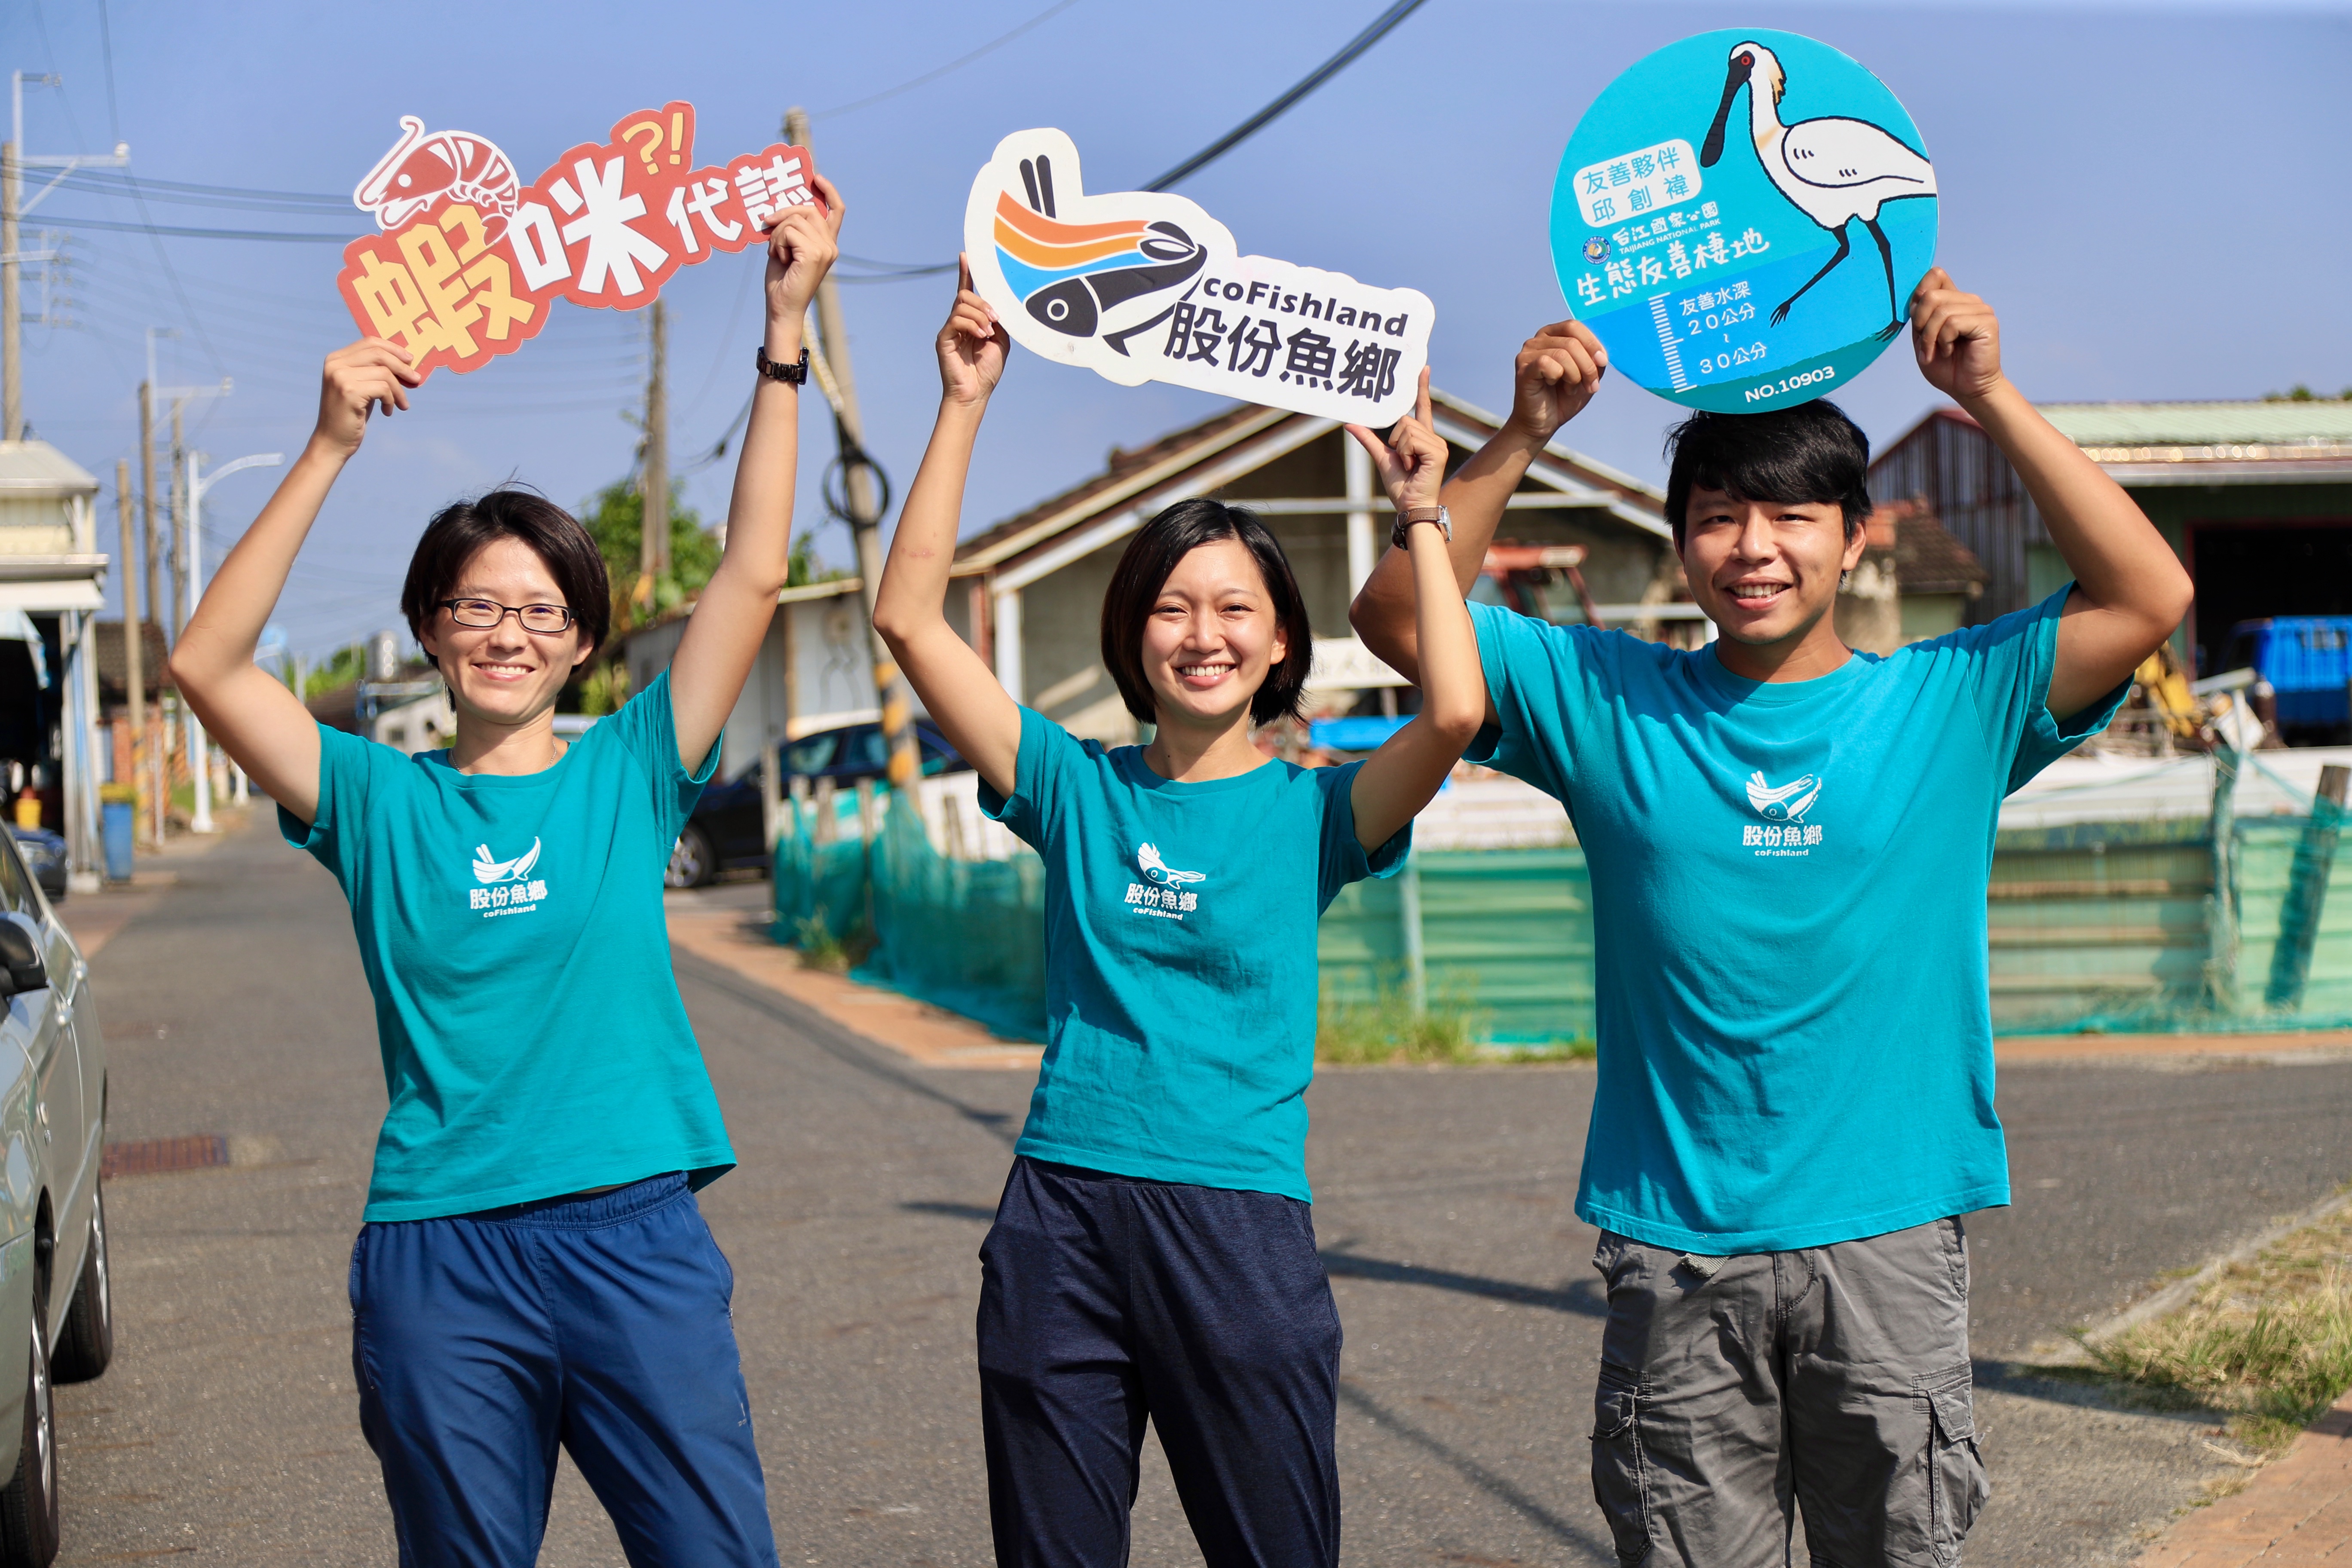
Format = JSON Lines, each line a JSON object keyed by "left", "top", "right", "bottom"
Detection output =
{"left": 1550, "top": 30, "right": 1936, "bottom": 413}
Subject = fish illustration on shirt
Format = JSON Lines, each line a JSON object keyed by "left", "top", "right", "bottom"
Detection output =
{"left": 473, "top": 838, "right": 543, "bottom": 885}
{"left": 1136, "top": 843, "right": 1206, "bottom": 886}
{"left": 1744, "top": 772, "right": 1822, "bottom": 822}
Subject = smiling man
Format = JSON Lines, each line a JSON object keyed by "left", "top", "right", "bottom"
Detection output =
{"left": 1349, "top": 270, "right": 2193, "bottom": 1567}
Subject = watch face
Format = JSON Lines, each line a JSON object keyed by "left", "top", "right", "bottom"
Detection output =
{"left": 1550, "top": 29, "right": 1936, "bottom": 413}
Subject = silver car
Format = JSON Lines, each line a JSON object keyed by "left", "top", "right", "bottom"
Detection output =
{"left": 0, "top": 826, "right": 111, "bottom": 1565}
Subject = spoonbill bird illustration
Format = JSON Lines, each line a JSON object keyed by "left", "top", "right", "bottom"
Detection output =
{"left": 1744, "top": 772, "right": 1822, "bottom": 822}
{"left": 1135, "top": 843, "right": 1206, "bottom": 887}
{"left": 1698, "top": 42, "right": 1935, "bottom": 339}
{"left": 473, "top": 838, "right": 542, "bottom": 885}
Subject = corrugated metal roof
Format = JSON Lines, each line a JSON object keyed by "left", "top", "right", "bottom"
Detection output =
{"left": 2038, "top": 401, "right": 2352, "bottom": 446}
{"left": 0, "top": 440, "right": 99, "bottom": 495}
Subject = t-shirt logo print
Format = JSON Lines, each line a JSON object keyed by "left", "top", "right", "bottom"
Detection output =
{"left": 1740, "top": 772, "right": 1825, "bottom": 852}
{"left": 467, "top": 837, "right": 551, "bottom": 915}
{"left": 1124, "top": 842, "right": 1203, "bottom": 918}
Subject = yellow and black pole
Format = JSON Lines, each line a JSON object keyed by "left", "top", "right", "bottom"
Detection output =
{"left": 784, "top": 107, "right": 922, "bottom": 796}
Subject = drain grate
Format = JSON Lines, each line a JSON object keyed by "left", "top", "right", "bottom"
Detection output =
{"left": 102, "top": 1135, "right": 230, "bottom": 1179}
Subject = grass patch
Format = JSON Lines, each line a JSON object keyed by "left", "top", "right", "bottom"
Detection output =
{"left": 2084, "top": 1195, "right": 2352, "bottom": 1457}
{"left": 1317, "top": 979, "right": 1484, "bottom": 1065}
{"left": 790, "top": 907, "right": 873, "bottom": 974}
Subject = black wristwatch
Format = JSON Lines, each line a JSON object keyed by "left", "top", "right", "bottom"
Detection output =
{"left": 754, "top": 345, "right": 811, "bottom": 385}
{"left": 1391, "top": 505, "right": 1451, "bottom": 551}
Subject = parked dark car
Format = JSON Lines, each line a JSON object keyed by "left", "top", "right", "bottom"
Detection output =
{"left": 665, "top": 719, "right": 966, "bottom": 888}
{"left": 5, "top": 830, "right": 65, "bottom": 905}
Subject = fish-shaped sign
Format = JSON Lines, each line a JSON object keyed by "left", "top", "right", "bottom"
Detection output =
{"left": 963, "top": 129, "right": 1433, "bottom": 425}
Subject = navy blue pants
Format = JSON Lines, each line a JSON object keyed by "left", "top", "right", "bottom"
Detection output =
{"left": 349, "top": 1173, "right": 778, "bottom": 1568}
{"left": 977, "top": 1157, "right": 1342, "bottom": 1568}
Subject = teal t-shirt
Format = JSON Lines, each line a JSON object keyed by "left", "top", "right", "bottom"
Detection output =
{"left": 1470, "top": 588, "right": 2127, "bottom": 1253}
{"left": 980, "top": 707, "right": 1409, "bottom": 1201}
{"left": 281, "top": 672, "right": 732, "bottom": 1221}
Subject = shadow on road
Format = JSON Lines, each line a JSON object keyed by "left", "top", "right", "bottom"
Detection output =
{"left": 1320, "top": 1243, "right": 1609, "bottom": 1317}
{"left": 1337, "top": 1379, "right": 1611, "bottom": 1558}
{"left": 676, "top": 951, "right": 1022, "bottom": 1146}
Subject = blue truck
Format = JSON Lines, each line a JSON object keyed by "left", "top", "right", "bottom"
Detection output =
{"left": 2225, "top": 617, "right": 2352, "bottom": 730}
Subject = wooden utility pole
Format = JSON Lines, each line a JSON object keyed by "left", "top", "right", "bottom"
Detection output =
{"left": 115, "top": 461, "right": 147, "bottom": 846}
{"left": 2, "top": 141, "right": 18, "bottom": 441}
{"left": 644, "top": 298, "right": 671, "bottom": 582}
{"left": 168, "top": 402, "right": 187, "bottom": 639}
{"left": 139, "top": 379, "right": 159, "bottom": 634}
{"left": 782, "top": 107, "right": 921, "bottom": 793}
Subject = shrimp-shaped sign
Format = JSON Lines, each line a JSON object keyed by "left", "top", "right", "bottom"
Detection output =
{"left": 337, "top": 102, "right": 819, "bottom": 380}
{"left": 964, "top": 129, "right": 1433, "bottom": 426}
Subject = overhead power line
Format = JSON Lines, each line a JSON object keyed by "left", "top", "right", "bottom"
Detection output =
{"left": 832, "top": 0, "right": 1432, "bottom": 282}
{"left": 40, "top": 0, "right": 1429, "bottom": 273}
{"left": 1141, "top": 0, "right": 1428, "bottom": 191}
{"left": 813, "top": 0, "right": 1087, "bottom": 120}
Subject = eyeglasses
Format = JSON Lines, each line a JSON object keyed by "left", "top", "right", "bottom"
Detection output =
{"left": 438, "top": 597, "right": 577, "bottom": 634}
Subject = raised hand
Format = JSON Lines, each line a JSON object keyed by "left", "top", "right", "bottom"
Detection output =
{"left": 312, "top": 339, "right": 420, "bottom": 459}
{"left": 764, "top": 172, "right": 844, "bottom": 326}
{"left": 939, "top": 257, "right": 1011, "bottom": 406}
{"left": 1909, "top": 267, "right": 2004, "bottom": 403}
{"left": 1345, "top": 368, "right": 1446, "bottom": 513}
{"left": 1504, "top": 319, "right": 1608, "bottom": 444}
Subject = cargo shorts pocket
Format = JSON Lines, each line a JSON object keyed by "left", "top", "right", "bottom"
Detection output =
{"left": 1589, "top": 1362, "right": 1651, "bottom": 1564}
{"left": 1924, "top": 1363, "right": 1989, "bottom": 1563}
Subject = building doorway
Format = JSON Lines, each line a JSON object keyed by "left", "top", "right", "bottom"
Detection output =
{"left": 2187, "top": 521, "right": 2352, "bottom": 677}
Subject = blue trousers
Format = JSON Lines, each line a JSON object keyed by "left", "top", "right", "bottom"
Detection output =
{"left": 349, "top": 1173, "right": 778, "bottom": 1568}
{"left": 977, "top": 1158, "right": 1343, "bottom": 1568}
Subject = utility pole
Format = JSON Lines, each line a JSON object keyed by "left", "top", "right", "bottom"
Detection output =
{"left": 138, "top": 379, "right": 157, "bottom": 623}
{"left": 643, "top": 298, "right": 670, "bottom": 585}
{"left": 115, "top": 461, "right": 147, "bottom": 848}
{"left": 3, "top": 138, "right": 17, "bottom": 441}
{"left": 5, "top": 74, "right": 128, "bottom": 440}
{"left": 182, "top": 448, "right": 282, "bottom": 834}
{"left": 782, "top": 107, "right": 921, "bottom": 793}
{"left": 169, "top": 404, "right": 186, "bottom": 639}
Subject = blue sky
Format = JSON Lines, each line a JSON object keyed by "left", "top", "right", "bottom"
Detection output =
{"left": 6, "top": 0, "right": 2348, "bottom": 658}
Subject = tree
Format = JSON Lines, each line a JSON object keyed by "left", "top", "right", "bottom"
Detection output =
{"left": 580, "top": 478, "right": 723, "bottom": 631}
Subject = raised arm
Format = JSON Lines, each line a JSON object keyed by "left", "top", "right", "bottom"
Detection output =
{"left": 169, "top": 340, "right": 423, "bottom": 824}
{"left": 1909, "top": 269, "right": 2194, "bottom": 720}
{"left": 1348, "top": 320, "right": 1606, "bottom": 687}
{"left": 870, "top": 262, "right": 1021, "bottom": 799}
{"left": 666, "top": 176, "right": 844, "bottom": 769}
{"left": 1348, "top": 373, "right": 1487, "bottom": 850}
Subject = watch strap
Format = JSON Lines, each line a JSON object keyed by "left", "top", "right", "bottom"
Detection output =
{"left": 1391, "top": 505, "right": 1450, "bottom": 550}
{"left": 755, "top": 345, "right": 811, "bottom": 385}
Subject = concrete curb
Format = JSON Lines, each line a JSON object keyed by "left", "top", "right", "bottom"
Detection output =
{"left": 2030, "top": 1184, "right": 2352, "bottom": 1368}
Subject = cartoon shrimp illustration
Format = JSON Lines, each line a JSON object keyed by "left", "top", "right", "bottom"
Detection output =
{"left": 354, "top": 116, "right": 523, "bottom": 244}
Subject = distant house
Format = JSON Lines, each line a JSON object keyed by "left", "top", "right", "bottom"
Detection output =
{"left": 1870, "top": 401, "right": 2352, "bottom": 674}
{"left": 0, "top": 440, "right": 106, "bottom": 884}
{"left": 943, "top": 389, "right": 1672, "bottom": 744}
{"left": 1831, "top": 498, "right": 1990, "bottom": 656}
{"left": 622, "top": 388, "right": 1676, "bottom": 769}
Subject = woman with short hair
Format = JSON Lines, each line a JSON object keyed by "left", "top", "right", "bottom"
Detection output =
{"left": 168, "top": 176, "right": 843, "bottom": 1566}
{"left": 873, "top": 266, "right": 1488, "bottom": 1568}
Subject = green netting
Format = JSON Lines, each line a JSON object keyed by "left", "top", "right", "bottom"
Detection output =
{"left": 772, "top": 790, "right": 2352, "bottom": 1044}
{"left": 858, "top": 800, "right": 1048, "bottom": 1040}
{"left": 768, "top": 799, "right": 873, "bottom": 949}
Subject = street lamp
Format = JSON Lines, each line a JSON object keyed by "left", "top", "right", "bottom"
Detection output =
{"left": 182, "top": 450, "right": 282, "bottom": 832}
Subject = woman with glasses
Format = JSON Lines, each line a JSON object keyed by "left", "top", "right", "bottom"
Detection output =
{"left": 168, "top": 179, "right": 843, "bottom": 1566}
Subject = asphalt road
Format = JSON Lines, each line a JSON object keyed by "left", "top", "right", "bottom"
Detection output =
{"left": 52, "top": 814, "right": 2352, "bottom": 1566}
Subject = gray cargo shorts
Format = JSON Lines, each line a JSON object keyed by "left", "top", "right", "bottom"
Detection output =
{"left": 1589, "top": 1216, "right": 1989, "bottom": 1568}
